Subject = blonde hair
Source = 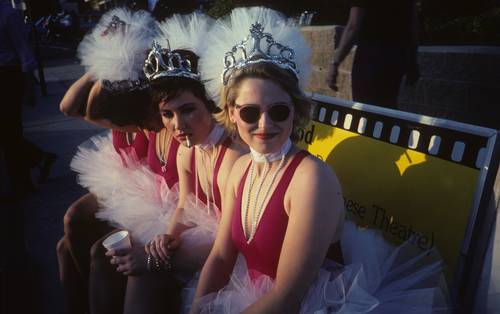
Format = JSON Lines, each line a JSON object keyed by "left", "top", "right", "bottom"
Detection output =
{"left": 216, "top": 63, "right": 311, "bottom": 141}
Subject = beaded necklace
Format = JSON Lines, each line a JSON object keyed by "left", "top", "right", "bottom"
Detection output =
{"left": 155, "top": 129, "right": 172, "bottom": 173}
{"left": 243, "top": 139, "right": 292, "bottom": 242}
{"left": 194, "top": 124, "right": 225, "bottom": 215}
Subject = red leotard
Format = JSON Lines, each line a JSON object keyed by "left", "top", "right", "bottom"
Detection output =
{"left": 112, "top": 129, "right": 149, "bottom": 160}
{"left": 231, "top": 151, "right": 309, "bottom": 280}
{"left": 190, "top": 137, "right": 232, "bottom": 213}
{"left": 232, "top": 151, "right": 343, "bottom": 281}
{"left": 146, "top": 131, "right": 180, "bottom": 189}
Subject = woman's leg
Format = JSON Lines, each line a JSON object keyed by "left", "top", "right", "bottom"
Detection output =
{"left": 123, "top": 272, "right": 182, "bottom": 314}
{"left": 62, "top": 193, "right": 113, "bottom": 277}
{"left": 57, "top": 238, "right": 88, "bottom": 314}
{"left": 89, "top": 232, "right": 127, "bottom": 314}
{"left": 56, "top": 193, "right": 113, "bottom": 314}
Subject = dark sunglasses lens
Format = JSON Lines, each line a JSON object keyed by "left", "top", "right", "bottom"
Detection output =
{"left": 268, "top": 105, "right": 291, "bottom": 122}
{"left": 239, "top": 106, "right": 260, "bottom": 124}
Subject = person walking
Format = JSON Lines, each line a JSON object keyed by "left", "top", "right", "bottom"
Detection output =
{"left": 0, "top": 0, "right": 56, "bottom": 199}
{"left": 327, "top": 0, "right": 420, "bottom": 109}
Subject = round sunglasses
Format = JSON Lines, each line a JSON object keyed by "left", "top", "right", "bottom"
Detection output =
{"left": 235, "top": 103, "right": 292, "bottom": 124}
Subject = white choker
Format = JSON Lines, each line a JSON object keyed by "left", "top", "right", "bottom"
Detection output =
{"left": 250, "top": 139, "right": 292, "bottom": 163}
{"left": 196, "top": 124, "right": 225, "bottom": 151}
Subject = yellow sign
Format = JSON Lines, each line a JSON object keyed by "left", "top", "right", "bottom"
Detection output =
{"left": 298, "top": 121, "right": 480, "bottom": 277}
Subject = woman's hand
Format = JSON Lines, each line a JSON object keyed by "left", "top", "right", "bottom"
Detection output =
{"left": 106, "top": 246, "right": 148, "bottom": 276}
{"left": 145, "top": 234, "right": 180, "bottom": 263}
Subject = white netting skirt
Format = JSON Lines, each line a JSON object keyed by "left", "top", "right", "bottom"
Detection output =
{"left": 170, "top": 193, "right": 220, "bottom": 281}
{"left": 185, "top": 221, "right": 450, "bottom": 314}
{"left": 70, "top": 132, "right": 179, "bottom": 245}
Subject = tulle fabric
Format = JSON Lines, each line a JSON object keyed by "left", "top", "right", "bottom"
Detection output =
{"left": 187, "top": 221, "right": 450, "bottom": 313}
{"left": 173, "top": 193, "right": 220, "bottom": 278}
{"left": 70, "top": 132, "right": 179, "bottom": 246}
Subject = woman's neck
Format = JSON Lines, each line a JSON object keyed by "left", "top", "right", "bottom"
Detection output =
{"left": 196, "top": 123, "right": 225, "bottom": 151}
{"left": 249, "top": 139, "right": 292, "bottom": 163}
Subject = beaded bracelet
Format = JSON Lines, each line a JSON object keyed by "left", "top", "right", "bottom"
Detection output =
{"left": 146, "top": 253, "right": 173, "bottom": 273}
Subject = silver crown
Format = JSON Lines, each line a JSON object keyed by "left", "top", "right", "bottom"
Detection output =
{"left": 143, "top": 41, "right": 200, "bottom": 81}
{"left": 222, "top": 22, "right": 298, "bottom": 85}
{"left": 101, "top": 78, "right": 149, "bottom": 92}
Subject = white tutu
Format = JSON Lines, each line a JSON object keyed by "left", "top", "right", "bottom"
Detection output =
{"left": 170, "top": 193, "right": 220, "bottom": 281}
{"left": 187, "top": 221, "right": 450, "bottom": 314}
{"left": 70, "top": 132, "right": 179, "bottom": 245}
{"left": 70, "top": 131, "right": 140, "bottom": 199}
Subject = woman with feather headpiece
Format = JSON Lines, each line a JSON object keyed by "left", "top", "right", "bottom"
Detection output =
{"left": 56, "top": 7, "right": 182, "bottom": 314}
{"left": 190, "top": 7, "right": 449, "bottom": 314}
{"left": 88, "top": 12, "right": 247, "bottom": 313}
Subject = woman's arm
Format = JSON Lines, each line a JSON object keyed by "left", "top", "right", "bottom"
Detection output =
{"left": 191, "top": 157, "right": 247, "bottom": 311}
{"left": 59, "top": 72, "right": 94, "bottom": 117}
{"left": 243, "top": 158, "right": 344, "bottom": 313}
{"left": 83, "top": 80, "right": 140, "bottom": 132}
{"left": 167, "top": 144, "right": 194, "bottom": 236}
{"left": 333, "top": 7, "right": 365, "bottom": 65}
{"left": 60, "top": 74, "right": 140, "bottom": 132}
{"left": 147, "top": 144, "right": 193, "bottom": 263}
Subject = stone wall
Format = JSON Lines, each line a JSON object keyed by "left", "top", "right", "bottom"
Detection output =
{"left": 301, "top": 26, "right": 500, "bottom": 129}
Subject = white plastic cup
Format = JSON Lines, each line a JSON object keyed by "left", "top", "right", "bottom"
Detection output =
{"left": 102, "top": 230, "right": 132, "bottom": 251}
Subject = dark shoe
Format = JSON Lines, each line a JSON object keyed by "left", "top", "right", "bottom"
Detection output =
{"left": 39, "top": 152, "right": 57, "bottom": 183}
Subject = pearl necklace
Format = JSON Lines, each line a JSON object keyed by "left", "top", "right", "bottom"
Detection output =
{"left": 194, "top": 124, "right": 226, "bottom": 215}
{"left": 243, "top": 140, "right": 292, "bottom": 242}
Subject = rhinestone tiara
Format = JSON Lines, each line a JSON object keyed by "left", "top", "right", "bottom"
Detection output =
{"left": 101, "top": 78, "right": 149, "bottom": 92}
{"left": 143, "top": 41, "right": 200, "bottom": 82}
{"left": 97, "top": 15, "right": 149, "bottom": 92}
{"left": 222, "top": 22, "right": 298, "bottom": 86}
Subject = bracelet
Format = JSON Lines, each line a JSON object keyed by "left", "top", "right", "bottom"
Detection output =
{"left": 146, "top": 253, "right": 152, "bottom": 272}
{"left": 164, "top": 254, "right": 173, "bottom": 272}
{"left": 146, "top": 253, "right": 173, "bottom": 273}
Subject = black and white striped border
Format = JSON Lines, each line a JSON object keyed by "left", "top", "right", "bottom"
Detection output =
{"left": 309, "top": 95, "right": 490, "bottom": 170}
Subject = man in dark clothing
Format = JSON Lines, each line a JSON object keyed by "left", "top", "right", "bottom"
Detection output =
{"left": 327, "top": 0, "right": 419, "bottom": 109}
{"left": 0, "top": 1, "right": 56, "bottom": 198}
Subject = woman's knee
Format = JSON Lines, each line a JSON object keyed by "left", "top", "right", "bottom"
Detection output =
{"left": 64, "top": 193, "right": 98, "bottom": 236}
{"left": 90, "top": 239, "right": 108, "bottom": 269}
{"left": 56, "top": 237, "right": 66, "bottom": 255}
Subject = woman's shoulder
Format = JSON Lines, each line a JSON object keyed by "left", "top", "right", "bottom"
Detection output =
{"left": 176, "top": 144, "right": 194, "bottom": 171}
{"left": 232, "top": 153, "right": 251, "bottom": 169}
{"left": 294, "top": 151, "right": 341, "bottom": 190}
{"left": 227, "top": 154, "right": 251, "bottom": 178}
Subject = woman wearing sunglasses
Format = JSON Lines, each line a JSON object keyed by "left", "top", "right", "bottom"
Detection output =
{"left": 88, "top": 13, "right": 247, "bottom": 314}
{"left": 190, "top": 7, "right": 448, "bottom": 313}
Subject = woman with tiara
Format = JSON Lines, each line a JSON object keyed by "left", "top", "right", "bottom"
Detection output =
{"left": 190, "top": 7, "right": 449, "bottom": 313}
{"left": 88, "top": 13, "right": 247, "bottom": 314}
{"left": 56, "top": 7, "right": 181, "bottom": 314}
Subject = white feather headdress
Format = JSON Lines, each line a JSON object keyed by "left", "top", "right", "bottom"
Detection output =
{"left": 143, "top": 12, "right": 214, "bottom": 81}
{"left": 77, "top": 7, "right": 157, "bottom": 86}
{"left": 156, "top": 12, "right": 213, "bottom": 56}
{"left": 200, "top": 7, "right": 312, "bottom": 104}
